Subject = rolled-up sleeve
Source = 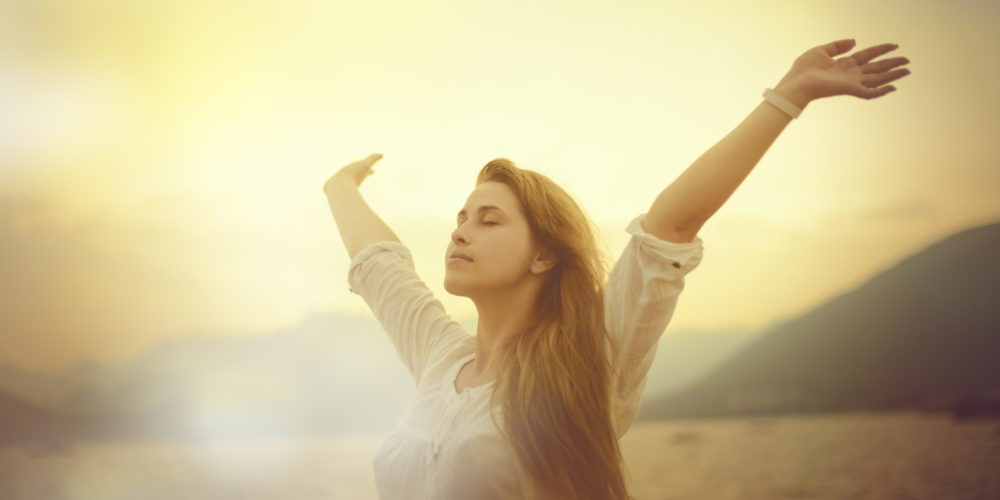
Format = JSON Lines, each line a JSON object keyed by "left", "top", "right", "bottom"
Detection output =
{"left": 347, "top": 241, "right": 469, "bottom": 386}
{"left": 604, "top": 213, "right": 704, "bottom": 436}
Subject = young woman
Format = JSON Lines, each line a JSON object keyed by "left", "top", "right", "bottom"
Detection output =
{"left": 324, "top": 39, "right": 910, "bottom": 500}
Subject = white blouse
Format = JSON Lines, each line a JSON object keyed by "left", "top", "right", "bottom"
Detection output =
{"left": 347, "top": 212, "right": 704, "bottom": 500}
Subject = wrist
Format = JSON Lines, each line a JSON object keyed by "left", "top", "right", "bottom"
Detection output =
{"left": 772, "top": 77, "right": 812, "bottom": 110}
{"left": 324, "top": 174, "right": 358, "bottom": 195}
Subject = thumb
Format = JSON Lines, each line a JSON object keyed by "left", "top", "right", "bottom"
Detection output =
{"left": 858, "top": 84, "right": 897, "bottom": 100}
{"left": 823, "top": 38, "right": 856, "bottom": 57}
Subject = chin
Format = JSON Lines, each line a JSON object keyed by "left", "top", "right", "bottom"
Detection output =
{"left": 443, "top": 278, "right": 470, "bottom": 297}
{"left": 445, "top": 271, "right": 485, "bottom": 298}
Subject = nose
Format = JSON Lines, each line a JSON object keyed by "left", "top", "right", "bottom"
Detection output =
{"left": 451, "top": 222, "right": 468, "bottom": 245}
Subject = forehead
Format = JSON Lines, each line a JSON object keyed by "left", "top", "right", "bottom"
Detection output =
{"left": 459, "top": 182, "right": 522, "bottom": 215}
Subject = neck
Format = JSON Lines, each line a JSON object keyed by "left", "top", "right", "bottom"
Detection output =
{"left": 468, "top": 284, "right": 541, "bottom": 379}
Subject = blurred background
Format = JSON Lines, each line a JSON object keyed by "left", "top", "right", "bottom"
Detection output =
{"left": 1, "top": 0, "right": 998, "bottom": 499}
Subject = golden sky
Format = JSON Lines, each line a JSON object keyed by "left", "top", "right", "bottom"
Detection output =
{"left": 2, "top": 0, "right": 997, "bottom": 372}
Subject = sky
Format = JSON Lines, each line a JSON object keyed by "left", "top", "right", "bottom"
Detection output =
{"left": 1, "top": 0, "right": 998, "bottom": 373}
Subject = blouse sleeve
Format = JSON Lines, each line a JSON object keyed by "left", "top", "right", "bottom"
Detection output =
{"left": 347, "top": 241, "right": 470, "bottom": 386}
{"left": 604, "top": 213, "right": 704, "bottom": 437}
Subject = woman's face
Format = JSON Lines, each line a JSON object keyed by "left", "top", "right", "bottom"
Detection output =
{"left": 444, "top": 181, "right": 544, "bottom": 298}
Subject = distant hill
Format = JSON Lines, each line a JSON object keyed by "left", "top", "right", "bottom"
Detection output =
{"left": 0, "top": 318, "right": 753, "bottom": 441}
{"left": 643, "top": 328, "right": 759, "bottom": 396}
{"left": 0, "top": 391, "right": 78, "bottom": 442}
{"left": 7, "top": 221, "right": 994, "bottom": 440}
{"left": 0, "top": 314, "right": 419, "bottom": 442}
{"left": 639, "top": 221, "right": 1000, "bottom": 420}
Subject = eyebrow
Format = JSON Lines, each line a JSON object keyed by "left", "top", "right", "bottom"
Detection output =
{"left": 456, "top": 205, "right": 506, "bottom": 218}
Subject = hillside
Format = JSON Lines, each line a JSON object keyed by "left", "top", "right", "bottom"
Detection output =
{"left": 640, "top": 221, "right": 1000, "bottom": 419}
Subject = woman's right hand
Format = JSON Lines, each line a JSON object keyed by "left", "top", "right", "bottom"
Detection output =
{"left": 323, "top": 152, "right": 401, "bottom": 258}
{"left": 324, "top": 153, "right": 383, "bottom": 193}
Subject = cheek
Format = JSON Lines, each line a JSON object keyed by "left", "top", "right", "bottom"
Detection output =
{"left": 461, "top": 230, "right": 531, "bottom": 275}
{"left": 493, "top": 229, "right": 536, "bottom": 269}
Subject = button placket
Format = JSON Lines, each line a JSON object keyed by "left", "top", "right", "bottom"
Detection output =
{"left": 431, "top": 390, "right": 470, "bottom": 460}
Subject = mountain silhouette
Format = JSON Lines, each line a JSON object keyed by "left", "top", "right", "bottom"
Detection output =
{"left": 639, "top": 221, "right": 1000, "bottom": 420}
{"left": 4, "top": 221, "right": 997, "bottom": 440}
{"left": 0, "top": 391, "right": 79, "bottom": 442}
{"left": 0, "top": 313, "right": 751, "bottom": 441}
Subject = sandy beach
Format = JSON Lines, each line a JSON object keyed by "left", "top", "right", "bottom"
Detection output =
{"left": 1, "top": 411, "right": 997, "bottom": 500}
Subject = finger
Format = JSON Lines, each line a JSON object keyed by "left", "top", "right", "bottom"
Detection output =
{"left": 854, "top": 82, "right": 897, "bottom": 100}
{"left": 861, "top": 68, "right": 911, "bottom": 88}
{"left": 343, "top": 153, "right": 382, "bottom": 173}
{"left": 850, "top": 43, "right": 899, "bottom": 65}
{"left": 821, "top": 38, "right": 857, "bottom": 57}
{"left": 861, "top": 56, "right": 910, "bottom": 74}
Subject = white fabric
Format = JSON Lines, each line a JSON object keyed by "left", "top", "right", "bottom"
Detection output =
{"left": 347, "top": 212, "right": 704, "bottom": 500}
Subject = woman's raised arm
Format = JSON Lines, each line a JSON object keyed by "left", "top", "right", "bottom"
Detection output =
{"left": 324, "top": 153, "right": 401, "bottom": 259}
{"left": 643, "top": 39, "right": 911, "bottom": 243}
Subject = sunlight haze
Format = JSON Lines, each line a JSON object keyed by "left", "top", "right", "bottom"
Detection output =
{"left": 2, "top": 0, "right": 997, "bottom": 371}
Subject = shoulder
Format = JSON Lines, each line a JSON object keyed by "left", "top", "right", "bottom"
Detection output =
{"left": 349, "top": 240, "right": 413, "bottom": 269}
{"left": 347, "top": 240, "right": 415, "bottom": 294}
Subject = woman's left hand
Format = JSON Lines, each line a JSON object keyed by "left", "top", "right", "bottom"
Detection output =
{"left": 774, "top": 39, "right": 911, "bottom": 109}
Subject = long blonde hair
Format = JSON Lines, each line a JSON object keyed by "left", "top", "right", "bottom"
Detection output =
{"left": 478, "top": 158, "right": 632, "bottom": 500}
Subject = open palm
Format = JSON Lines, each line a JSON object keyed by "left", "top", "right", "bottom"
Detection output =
{"left": 783, "top": 39, "right": 911, "bottom": 101}
{"left": 325, "top": 153, "right": 383, "bottom": 193}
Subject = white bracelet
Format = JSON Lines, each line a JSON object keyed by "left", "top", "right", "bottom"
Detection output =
{"left": 763, "top": 88, "right": 802, "bottom": 119}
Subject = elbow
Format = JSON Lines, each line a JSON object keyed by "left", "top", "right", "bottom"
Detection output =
{"left": 662, "top": 228, "right": 698, "bottom": 244}
{"left": 642, "top": 216, "right": 700, "bottom": 243}
{"left": 673, "top": 219, "right": 704, "bottom": 242}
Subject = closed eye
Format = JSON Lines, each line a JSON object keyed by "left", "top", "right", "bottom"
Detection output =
{"left": 455, "top": 219, "right": 499, "bottom": 227}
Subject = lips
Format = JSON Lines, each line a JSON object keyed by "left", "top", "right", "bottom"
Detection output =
{"left": 448, "top": 251, "right": 473, "bottom": 262}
